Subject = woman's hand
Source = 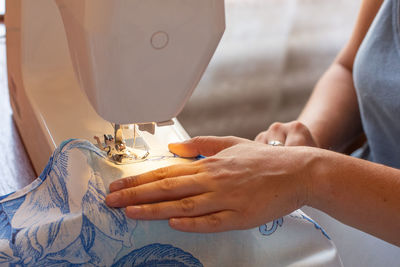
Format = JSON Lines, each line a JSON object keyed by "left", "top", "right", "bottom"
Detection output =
{"left": 105, "top": 136, "right": 318, "bottom": 233}
{"left": 255, "top": 121, "right": 319, "bottom": 147}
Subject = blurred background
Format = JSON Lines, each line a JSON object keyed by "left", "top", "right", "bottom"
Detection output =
{"left": 0, "top": 0, "right": 4, "bottom": 24}
{"left": 0, "top": 0, "right": 361, "bottom": 139}
{"left": 2, "top": 0, "right": 400, "bottom": 266}
{"left": 178, "top": 3, "right": 400, "bottom": 264}
{"left": 178, "top": 0, "right": 361, "bottom": 139}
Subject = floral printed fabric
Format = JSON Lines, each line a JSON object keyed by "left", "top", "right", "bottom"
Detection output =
{"left": 0, "top": 139, "right": 342, "bottom": 266}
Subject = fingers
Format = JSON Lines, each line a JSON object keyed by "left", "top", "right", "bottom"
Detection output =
{"left": 284, "top": 122, "right": 317, "bottom": 147}
{"left": 106, "top": 174, "right": 207, "bottom": 208}
{"left": 169, "top": 136, "right": 245, "bottom": 157}
{"left": 169, "top": 210, "right": 240, "bottom": 233}
{"left": 255, "top": 121, "right": 318, "bottom": 147}
{"left": 254, "top": 132, "right": 268, "bottom": 143}
{"left": 127, "top": 199, "right": 242, "bottom": 233}
{"left": 255, "top": 122, "right": 287, "bottom": 144}
{"left": 109, "top": 163, "right": 202, "bottom": 192}
{"left": 285, "top": 132, "right": 313, "bottom": 146}
{"left": 125, "top": 193, "right": 223, "bottom": 220}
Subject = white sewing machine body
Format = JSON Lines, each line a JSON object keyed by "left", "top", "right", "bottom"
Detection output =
{"left": 5, "top": 0, "right": 225, "bottom": 174}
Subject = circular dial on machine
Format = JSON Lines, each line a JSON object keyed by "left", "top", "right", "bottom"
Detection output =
{"left": 151, "top": 31, "right": 169, "bottom": 50}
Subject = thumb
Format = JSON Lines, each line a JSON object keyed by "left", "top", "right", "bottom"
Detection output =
{"left": 169, "top": 136, "right": 244, "bottom": 158}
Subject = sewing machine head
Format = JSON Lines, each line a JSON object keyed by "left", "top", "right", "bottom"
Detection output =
{"left": 6, "top": 0, "right": 225, "bottom": 171}
{"left": 54, "top": 0, "right": 225, "bottom": 164}
{"left": 55, "top": 0, "right": 225, "bottom": 126}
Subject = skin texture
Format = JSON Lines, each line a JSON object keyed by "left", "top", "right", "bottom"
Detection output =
{"left": 296, "top": 0, "right": 384, "bottom": 151}
{"left": 106, "top": 137, "right": 314, "bottom": 232}
{"left": 105, "top": 136, "right": 400, "bottom": 246}
{"left": 257, "top": 0, "right": 384, "bottom": 152}
{"left": 255, "top": 121, "right": 319, "bottom": 147}
{"left": 106, "top": 0, "right": 400, "bottom": 246}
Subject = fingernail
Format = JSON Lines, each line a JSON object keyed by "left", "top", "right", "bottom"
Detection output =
{"left": 109, "top": 180, "right": 124, "bottom": 192}
{"left": 105, "top": 192, "right": 120, "bottom": 207}
{"left": 168, "top": 143, "right": 180, "bottom": 149}
{"left": 126, "top": 206, "right": 141, "bottom": 218}
{"left": 168, "top": 143, "right": 183, "bottom": 155}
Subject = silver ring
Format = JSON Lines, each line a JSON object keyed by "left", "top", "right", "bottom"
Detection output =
{"left": 268, "top": 140, "right": 284, "bottom": 146}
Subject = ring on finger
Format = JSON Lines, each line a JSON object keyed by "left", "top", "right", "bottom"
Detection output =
{"left": 268, "top": 140, "right": 284, "bottom": 146}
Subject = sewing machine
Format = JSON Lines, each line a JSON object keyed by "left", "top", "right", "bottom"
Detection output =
{"left": 5, "top": 0, "right": 225, "bottom": 174}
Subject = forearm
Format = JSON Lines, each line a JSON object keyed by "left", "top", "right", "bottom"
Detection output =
{"left": 298, "top": 0, "right": 383, "bottom": 151}
{"left": 298, "top": 63, "right": 363, "bottom": 151}
{"left": 308, "top": 150, "right": 400, "bottom": 246}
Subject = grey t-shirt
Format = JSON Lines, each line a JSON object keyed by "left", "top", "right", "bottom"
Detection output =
{"left": 353, "top": 0, "right": 400, "bottom": 168}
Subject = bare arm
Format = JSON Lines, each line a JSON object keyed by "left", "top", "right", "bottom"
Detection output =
{"left": 310, "top": 149, "right": 400, "bottom": 246}
{"left": 104, "top": 0, "right": 400, "bottom": 247}
{"left": 105, "top": 136, "right": 400, "bottom": 246}
{"left": 298, "top": 0, "right": 383, "bottom": 151}
{"left": 256, "top": 0, "right": 384, "bottom": 150}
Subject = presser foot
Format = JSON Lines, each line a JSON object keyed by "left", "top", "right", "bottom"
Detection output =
{"left": 108, "top": 146, "right": 150, "bottom": 165}
{"left": 94, "top": 132, "right": 150, "bottom": 165}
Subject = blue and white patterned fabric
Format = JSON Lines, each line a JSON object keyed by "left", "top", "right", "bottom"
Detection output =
{"left": 0, "top": 139, "right": 342, "bottom": 266}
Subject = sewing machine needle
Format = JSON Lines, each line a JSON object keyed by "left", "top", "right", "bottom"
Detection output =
{"left": 133, "top": 124, "right": 137, "bottom": 148}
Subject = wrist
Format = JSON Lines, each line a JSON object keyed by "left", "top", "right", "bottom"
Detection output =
{"left": 301, "top": 147, "right": 333, "bottom": 208}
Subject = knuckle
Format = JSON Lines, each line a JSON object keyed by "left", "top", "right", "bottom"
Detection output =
{"left": 153, "top": 167, "right": 169, "bottom": 179}
{"left": 148, "top": 205, "right": 161, "bottom": 216}
{"left": 121, "top": 188, "right": 136, "bottom": 201}
{"left": 206, "top": 214, "right": 222, "bottom": 228}
{"left": 290, "top": 121, "right": 306, "bottom": 132}
{"left": 179, "top": 198, "right": 196, "bottom": 213}
{"left": 255, "top": 132, "right": 267, "bottom": 140}
{"left": 158, "top": 178, "right": 177, "bottom": 192}
{"left": 125, "top": 176, "right": 140, "bottom": 187}
{"left": 202, "top": 157, "right": 218, "bottom": 164}
{"left": 269, "top": 122, "right": 283, "bottom": 132}
{"left": 200, "top": 157, "right": 220, "bottom": 169}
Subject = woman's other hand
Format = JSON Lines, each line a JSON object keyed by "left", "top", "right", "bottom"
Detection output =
{"left": 255, "top": 121, "right": 319, "bottom": 147}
